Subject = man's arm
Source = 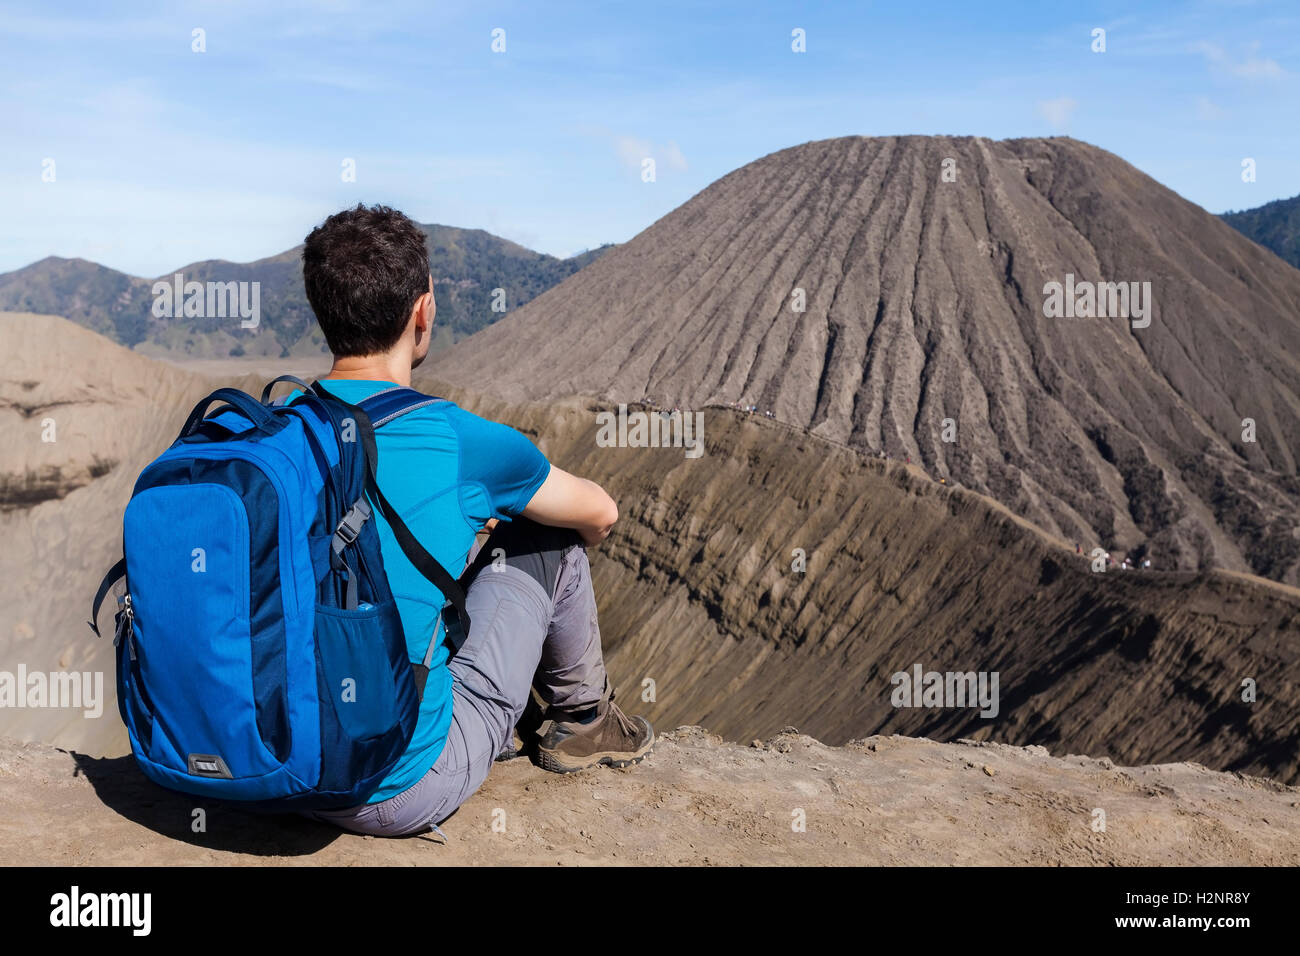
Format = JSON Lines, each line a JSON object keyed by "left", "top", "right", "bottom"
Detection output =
{"left": 521, "top": 465, "right": 619, "bottom": 546}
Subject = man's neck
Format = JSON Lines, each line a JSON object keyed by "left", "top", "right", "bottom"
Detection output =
{"left": 323, "top": 352, "right": 412, "bottom": 387}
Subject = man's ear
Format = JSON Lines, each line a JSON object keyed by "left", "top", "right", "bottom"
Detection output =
{"left": 421, "top": 277, "right": 436, "bottom": 328}
{"left": 412, "top": 286, "right": 435, "bottom": 338}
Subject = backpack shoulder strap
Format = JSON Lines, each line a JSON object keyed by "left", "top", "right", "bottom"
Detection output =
{"left": 88, "top": 557, "right": 127, "bottom": 637}
{"left": 312, "top": 382, "right": 469, "bottom": 690}
{"left": 357, "top": 387, "right": 448, "bottom": 428}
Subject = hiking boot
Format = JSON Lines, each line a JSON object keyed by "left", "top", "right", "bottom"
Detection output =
{"left": 496, "top": 694, "right": 546, "bottom": 762}
{"left": 534, "top": 688, "right": 654, "bottom": 774}
{"left": 495, "top": 728, "right": 526, "bottom": 762}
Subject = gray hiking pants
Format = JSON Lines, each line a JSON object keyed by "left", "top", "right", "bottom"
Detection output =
{"left": 301, "top": 517, "right": 608, "bottom": 837}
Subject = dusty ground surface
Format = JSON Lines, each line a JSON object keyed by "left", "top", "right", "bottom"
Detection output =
{"left": 2, "top": 728, "right": 1296, "bottom": 866}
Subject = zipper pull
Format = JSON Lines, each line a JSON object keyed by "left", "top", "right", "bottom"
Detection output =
{"left": 114, "top": 593, "right": 137, "bottom": 660}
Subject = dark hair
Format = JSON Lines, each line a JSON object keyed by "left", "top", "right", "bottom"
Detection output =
{"left": 302, "top": 204, "right": 430, "bottom": 357}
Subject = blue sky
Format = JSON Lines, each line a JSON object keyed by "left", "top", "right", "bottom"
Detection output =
{"left": 2, "top": 0, "right": 1297, "bottom": 276}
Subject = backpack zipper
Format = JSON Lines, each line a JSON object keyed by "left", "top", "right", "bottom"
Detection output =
{"left": 114, "top": 592, "right": 137, "bottom": 661}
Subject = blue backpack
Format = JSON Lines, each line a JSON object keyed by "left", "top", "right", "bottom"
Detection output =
{"left": 89, "top": 376, "right": 469, "bottom": 811}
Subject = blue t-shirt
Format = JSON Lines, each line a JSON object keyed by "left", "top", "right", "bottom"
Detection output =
{"left": 313, "top": 379, "right": 551, "bottom": 802}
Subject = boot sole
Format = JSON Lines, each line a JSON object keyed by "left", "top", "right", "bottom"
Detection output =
{"left": 535, "top": 735, "right": 655, "bottom": 774}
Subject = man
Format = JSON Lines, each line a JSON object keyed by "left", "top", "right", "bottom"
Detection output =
{"left": 297, "top": 204, "right": 653, "bottom": 837}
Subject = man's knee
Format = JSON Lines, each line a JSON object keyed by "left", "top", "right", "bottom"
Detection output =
{"left": 465, "top": 516, "right": 583, "bottom": 597}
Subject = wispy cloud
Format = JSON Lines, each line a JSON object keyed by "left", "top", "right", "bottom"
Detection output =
{"left": 574, "top": 125, "right": 690, "bottom": 177}
{"left": 612, "top": 135, "right": 689, "bottom": 175}
{"left": 1195, "top": 95, "right": 1227, "bottom": 120}
{"left": 1036, "top": 97, "right": 1078, "bottom": 131}
{"left": 1192, "top": 40, "right": 1287, "bottom": 78}
{"left": 77, "top": 80, "right": 175, "bottom": 120}
{"left": 288, "top": 71, "right": 388, "bottom": 93}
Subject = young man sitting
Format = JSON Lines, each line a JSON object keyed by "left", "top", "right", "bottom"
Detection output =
{"left": 297, "top": 204, "right": 653, "bottom": 837}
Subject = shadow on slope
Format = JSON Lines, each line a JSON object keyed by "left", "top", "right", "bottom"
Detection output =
{"left": 421, "top": 378, "right": 1300, "bottom": 784}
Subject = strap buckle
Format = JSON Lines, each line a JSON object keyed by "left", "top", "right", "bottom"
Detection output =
{"left": 334, "top": 498, "right": 372, "bottom": 548}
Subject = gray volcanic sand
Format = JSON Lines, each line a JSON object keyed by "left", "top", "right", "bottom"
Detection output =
{"left": 434, "top": 135, "right": 1300, "bottom": 585}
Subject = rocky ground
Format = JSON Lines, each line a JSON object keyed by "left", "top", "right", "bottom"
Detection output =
{"left": 2, "top": 728, "right": 1296, "bottom": 866}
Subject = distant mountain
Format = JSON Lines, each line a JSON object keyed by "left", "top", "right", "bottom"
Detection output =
{"left": 1221, "top": 194, "right": 1300, "bottom": 270}
{"left": 435, "top": 135, "right": 1300, "bottom": 584}
{"left": 0, "top": 226, "right": 613, "bottom": 358}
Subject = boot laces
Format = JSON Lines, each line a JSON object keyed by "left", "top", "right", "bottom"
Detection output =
{"left": 606, "top": 699, "right": 640, "bottom": 741}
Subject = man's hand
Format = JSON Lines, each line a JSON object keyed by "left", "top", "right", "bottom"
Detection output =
{"left": 522, "top": 465, "right": 618, "bottom": 546}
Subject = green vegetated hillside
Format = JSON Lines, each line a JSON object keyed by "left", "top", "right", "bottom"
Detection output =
{"left": 1222, "top": 193, "right": 1300, "bottom": 270}
{"left": 0, "top": 226, "right": 612, "bottom": 359}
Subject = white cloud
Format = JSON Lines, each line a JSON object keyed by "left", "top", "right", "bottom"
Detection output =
{"left": 614, "top": 135, "right": 652, "bottom": 170}
{"left": 78, "top": 80, "right": 174, "bottom": 120}
{"left": 610, "top": 133, "right": 689, "bottom": 175}
{"left": 1234, "top": 54, "right": 1285, "bottom": 78}
{"left": 661, "top": 141, "right": 688, "bottom": 172}
{"left": 289, "top": 71, "right": 387, "bottom": 93}
{"left": 1035, "top": 97, "right": 1078, "bottom": 130}
{"left": 1195, "top": 96, "right": 1227, "bottom": 120}
{"left": 1192, "top": 41, "right": 1286, "bottom": 78}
